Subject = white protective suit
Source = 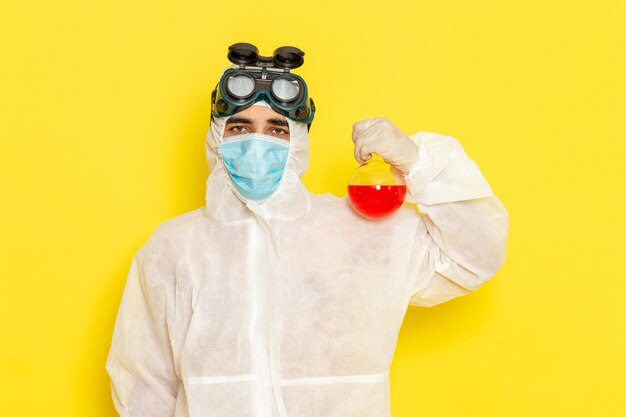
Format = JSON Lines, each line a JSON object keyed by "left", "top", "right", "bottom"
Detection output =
{"left": 106, "top": 102, "right": 508, "bottom": 417}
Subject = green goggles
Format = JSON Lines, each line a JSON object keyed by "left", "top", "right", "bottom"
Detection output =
{"left": 211, "top": 43, "right": 316, "bottom": 125}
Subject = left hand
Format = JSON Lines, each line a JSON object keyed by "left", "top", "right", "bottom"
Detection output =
{"left": 352, "top": 118, "right": 419, "bottom": 173}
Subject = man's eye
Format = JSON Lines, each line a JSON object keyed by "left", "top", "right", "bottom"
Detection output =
{"left": 271, "top": 128, "right": 289, "bottom": 135}
{"left": 230, "top": 125, "right": 248, "bottom": 132}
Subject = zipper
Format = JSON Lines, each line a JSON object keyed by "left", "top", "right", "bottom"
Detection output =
{"left": 248, "top": 221, "right": 268, "bottom": 417}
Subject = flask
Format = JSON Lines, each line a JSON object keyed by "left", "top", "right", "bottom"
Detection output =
{"left": 347, "top": 155, "right": 406, "bottom": 220}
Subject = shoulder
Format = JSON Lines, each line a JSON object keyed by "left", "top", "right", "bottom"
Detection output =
{"left": 309, "top": 192, "right": 417, "bottom": 226}
{"left": 311, "top": 192, "right": 343, "bottom": 205}
{"left": 413, "top": 131, "right": 464, "bottom": 151}
{"left": 136, "top": 207, "right": 206, "bottom": 262}
{"left": 151, "top": 207, "right": 206, "bottom": 240}
{"left": 309, "top": 192, "right": 353, "bottom": 217}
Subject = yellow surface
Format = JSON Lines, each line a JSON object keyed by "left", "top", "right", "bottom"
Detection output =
{"left": 1, "top": 0, "right": 624, "bottom": 415}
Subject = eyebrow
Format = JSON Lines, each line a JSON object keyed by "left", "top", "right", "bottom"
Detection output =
{"left": 267, "top": 118, "right": 289, "bottom": 127}
{"left": 226, "top": 117, "right": 253, "bottom": 125}
{"left": 226, "top": 117, "right": 289, "bottom": 128}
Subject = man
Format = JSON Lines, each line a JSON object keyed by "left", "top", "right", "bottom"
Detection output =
{"left": 106, "top": 43, "right": 508, "bottom": 417}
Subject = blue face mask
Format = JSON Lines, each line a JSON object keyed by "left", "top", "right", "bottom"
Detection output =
{"left": 218, "top": 133, "right": 290, "bottom": 201}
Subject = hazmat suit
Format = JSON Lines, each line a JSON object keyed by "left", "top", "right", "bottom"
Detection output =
{"left": 106, "top": 100, "right": 508, "bottom": 417}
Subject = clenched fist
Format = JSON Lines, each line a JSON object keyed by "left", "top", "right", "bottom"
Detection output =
{"left": 352, "top": 118, "right": 419, "bottom": 173}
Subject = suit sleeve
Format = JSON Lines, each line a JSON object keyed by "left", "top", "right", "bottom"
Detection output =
{"left": 404, "top": 131, "right": 509, "bottom": 307}
{"left": 105, "top": 240, "right": 180, "bottom": 416}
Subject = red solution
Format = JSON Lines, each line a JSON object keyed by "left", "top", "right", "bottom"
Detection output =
{"left": 347, "top": 185, "right": 407, "bottom": 220}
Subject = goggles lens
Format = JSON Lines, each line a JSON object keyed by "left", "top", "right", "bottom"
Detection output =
{"left": 271, "top": 77, "right": 300, "bottom": 102}
{"left": 226, "top": 74, "right": 255, "bottom": 98}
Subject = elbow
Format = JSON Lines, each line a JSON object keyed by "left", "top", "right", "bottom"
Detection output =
{"left": 466, "top": 207, "right": 509, "bottom": 288}
{"left": 441, "top": 210, "right": 509, "bottom": 291}
{"left": 482, "top": 204, "right": 509, "bottom": 279}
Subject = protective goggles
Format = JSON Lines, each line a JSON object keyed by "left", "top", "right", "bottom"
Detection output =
{"left": 211, "top": 43, "right": 316, "bottom": 125}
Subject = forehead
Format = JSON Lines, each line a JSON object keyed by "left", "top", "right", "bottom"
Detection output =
{"left": 228, "top": 105, "right": 287, "bottom": 122}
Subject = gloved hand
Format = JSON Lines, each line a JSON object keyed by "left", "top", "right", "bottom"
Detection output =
{"left": 352, "top": 118, "right": 419, "bottom": 174}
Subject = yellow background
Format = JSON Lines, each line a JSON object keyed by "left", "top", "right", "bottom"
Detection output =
{"left": 1, "top": 0, "right": 625, "bottom": 416}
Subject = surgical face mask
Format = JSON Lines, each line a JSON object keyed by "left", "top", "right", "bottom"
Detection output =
{"left": 218, "top": 133, "right": 290, "bottom": 201}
